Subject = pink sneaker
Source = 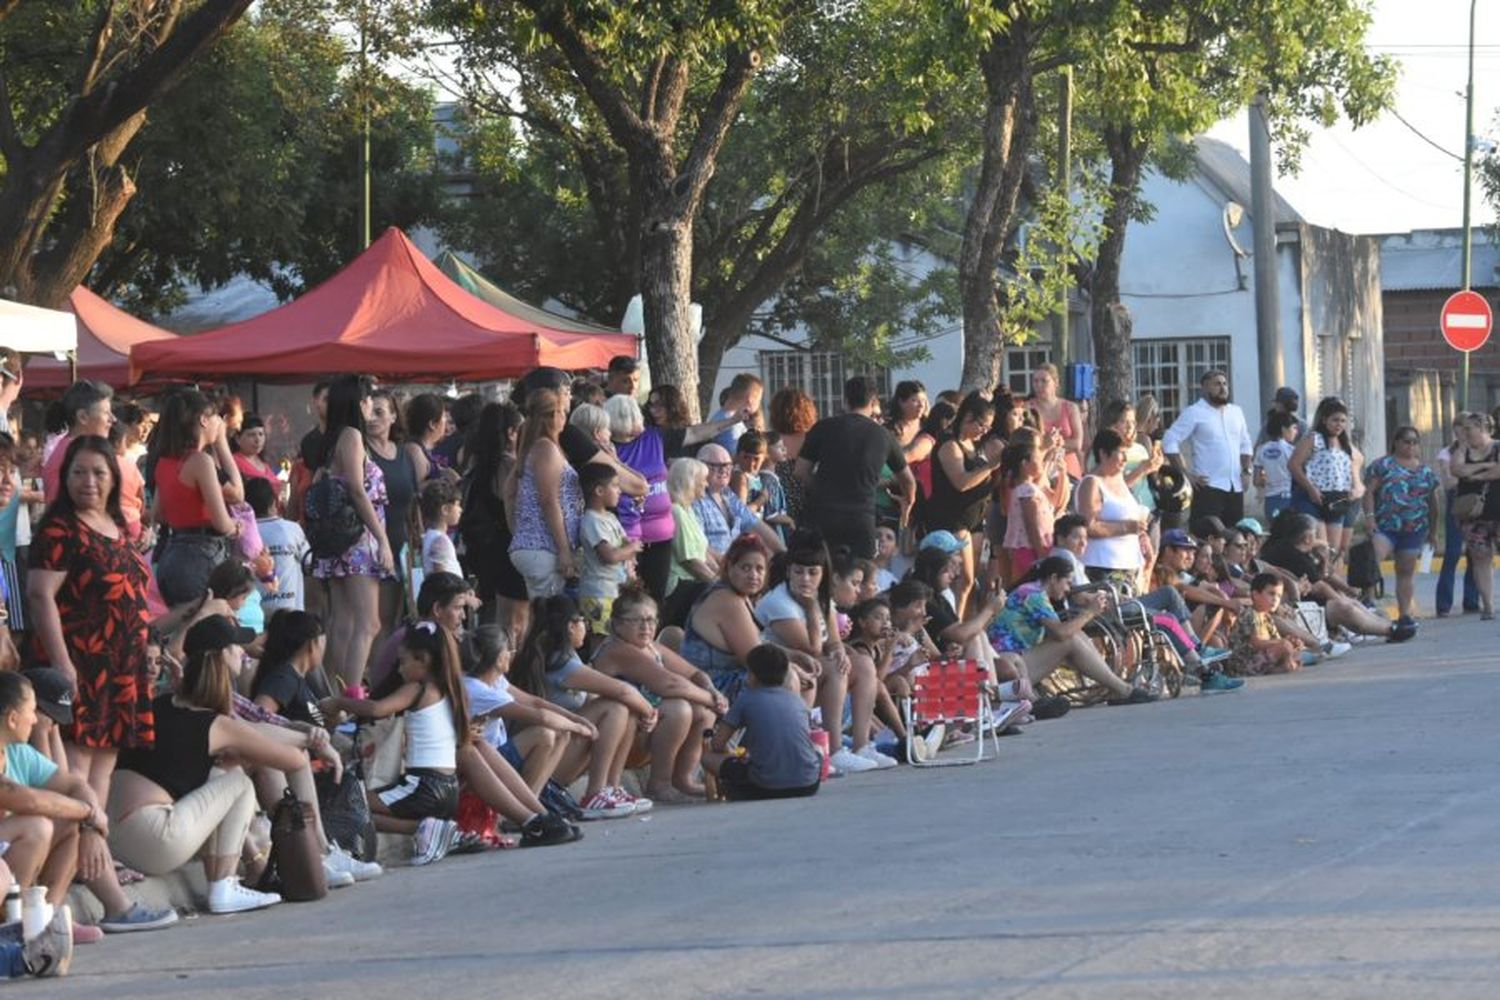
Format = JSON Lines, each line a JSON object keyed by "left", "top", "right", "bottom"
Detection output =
{"left": 72, "top": 923, "right": 104, "bottom": 945}
{"left": 579, "top": 789, "right": 634, "bottom": 820}
{"left": 611, "top": 786, "right": 652, "bottom": 815}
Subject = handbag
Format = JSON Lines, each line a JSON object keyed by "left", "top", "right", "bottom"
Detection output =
{"left": 303, "top": 473, "right": 365, "bottom": 560}
{"left": 1455, "top": 488, "right": 1487, "bottom": 522}
{"left": 316, "top": 729, "right": 377, "bottom": 862}
{"left": 255, "top": 788, "right": 329, "bottom": 902}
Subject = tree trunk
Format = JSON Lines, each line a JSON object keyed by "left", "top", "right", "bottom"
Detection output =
{"left": 958, "top": 23, "right": 1037, "bottom": 391}
{"left": 1089, "top": 123, "right": 1149, "bottom": 409}
{"left": 638, "top": 155, "right": 703, "bottom": 420}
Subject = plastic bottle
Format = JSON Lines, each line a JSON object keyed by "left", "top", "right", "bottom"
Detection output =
{"left": 21, "top": 887, "right": 50, "bottom": 940}
{"left": 3, "top": 886, "right": 19, "bottom": 924}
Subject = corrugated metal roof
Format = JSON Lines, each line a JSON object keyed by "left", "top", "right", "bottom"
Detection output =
{"left": 1380, "top": 231, "right": 1500, "bottom": 292}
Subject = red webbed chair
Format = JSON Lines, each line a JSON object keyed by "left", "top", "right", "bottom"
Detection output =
{"left": 901, "top": 660, "right": 1000, "bottom": 767}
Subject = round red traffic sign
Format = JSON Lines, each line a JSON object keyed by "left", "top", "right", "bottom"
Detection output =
{"left": 1441, "top": 289, "right": 1494, "bottom": 352}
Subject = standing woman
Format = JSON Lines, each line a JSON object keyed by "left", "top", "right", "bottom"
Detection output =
{"left": 1287, "top": 397, "right": 1356, "bottom": 562}
{"left": 313, "top": 375, "right": 395, "bottom": 692}
{"left": 232, "top": 415, "right": 280, "bottom": 493}
{"left": 1362, "top": 426, "right": 1440, "bottom": 626}
{"left": 150, "top": 389, "right": 244, "bottom": 608}
{"left": 1077, "top": 429, "right": 1150, "bottom": 588}
{"left": 1449, "top": 412, "right": 1500, "bottom": 619}
{"left": 879, "top": 381, "right": 930, "bottom": 529}
{"left": 28, "top": 437, "right": 155, "bottom": 810}
{"left": 1001, "top": 432, "right": 1071, "bottom": 583}
{"left": 460, "top": 401, "right": 528, "bottom": 639}
{"left": 924, "top": 393, "right": 1003, "bottom": 617}
{"left": 507, "top": 389, "right": 582, "bottom": 599}
{"left": 1027, "top": 364, "right": 1084, "bottom": 481}
{"left": 1435, "top": 413, "right": 1480, "bottom": 617}
{"left": 768, "top": 388, "right": 818, "bottom": 528}
{"left": 366, "top": 389, "right": 420, "bottom": 626}
{"left": 404, "top": 393, "right": 451, "bottom": 484}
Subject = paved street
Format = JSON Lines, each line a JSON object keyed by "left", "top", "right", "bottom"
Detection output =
{"left": 34, "top": 589, "right": 1500, "bottom": 999}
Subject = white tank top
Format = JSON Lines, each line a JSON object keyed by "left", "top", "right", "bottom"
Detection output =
{"left": 1082, "top": 476, "right": 1147, "bottom": 570}
{"left": 404, "top": 696, "right": 458, "bottom": 770}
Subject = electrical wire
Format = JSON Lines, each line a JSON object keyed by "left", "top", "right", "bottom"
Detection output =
{"left": 1389, "top": 109, "right": 1464, "bottom": 162}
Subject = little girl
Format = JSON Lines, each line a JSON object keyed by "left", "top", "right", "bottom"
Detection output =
{"left": 1001, "top": 436, "right": 1071, "bottom": 584}
{"left": 844, "top": 596, "right": 921, "bottom": 760}
{"left": 321, "top": 622, "right": 469, "bottom": 866}
{"left": 512, "top": 596, "right": 657, "bottom": 820}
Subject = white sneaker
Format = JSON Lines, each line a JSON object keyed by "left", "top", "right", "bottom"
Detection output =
{"left": 922, "top": 723, "right": 947, "bottom": 760}
{"left": 854, "top": 745, "right": 898, "bottom": 770}
{"left": 411, "top": 818, "right": 458, "bottom": 866}
{"left": 207, "top": 877, "right": 282, "bottom": 914}
{"left": 320, "top": 855, "right": 356, "bottom": 888}
{"left": 326, "top": 843, "right": 383, "bottom": 882}
{"left": 1324, "top": 640, "right": 1352, "bottom": 659}
{"left": 23, "top": 905, "right": 72, "bottom": 977}
{"left": 830, "top": 747, "right": 878, "bottom": 773}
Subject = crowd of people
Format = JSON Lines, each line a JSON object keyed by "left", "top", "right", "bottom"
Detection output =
{"left": 0, "top": 348, "right": 1462, "bottom": 977}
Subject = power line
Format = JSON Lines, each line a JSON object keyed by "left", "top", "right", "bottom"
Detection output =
{"left": 1389, "top": 108, "right": 1464, "bottom": 162}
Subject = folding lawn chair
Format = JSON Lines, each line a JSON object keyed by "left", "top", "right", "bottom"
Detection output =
{"left": 901, "top": 660, "right": 1000, "bottom": 767}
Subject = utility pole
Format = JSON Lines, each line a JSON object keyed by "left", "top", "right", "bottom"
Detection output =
{"left": 1460, "top": 0, "right": 1478, "bottom": 409}
{"left": 1053, "top": 67, "right": 1073, "bottom": 369}
{"left": 1249, "top": 95, "right": 1284, "bottom": 418}
{"left": 358, "top": 0, "right": 371, "bottom": 250}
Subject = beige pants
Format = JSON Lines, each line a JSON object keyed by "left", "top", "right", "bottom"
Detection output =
{"left": 109, "top": 769, "right": 257, "bottom": 876}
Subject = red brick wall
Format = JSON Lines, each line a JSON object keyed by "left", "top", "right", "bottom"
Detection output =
{"left": 1385, "top": 289, "right": 1500, "bottom": 374}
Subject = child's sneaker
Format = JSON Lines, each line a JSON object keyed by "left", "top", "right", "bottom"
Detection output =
{"left": 854, "top": 745, "right": 898, "bottom": 769}
{"left": 830, "top": 747, "right": 878, "bottom": 773}
{"left": 410, "top": 817, "right": 458, "bottom": 865}
{"left": 23, "top": 906, "right": 71, "bottom": 978}
{"left": 1200, "top": 671, "right": 1245, "bottom": 692}
{"left": 579, "top": 789, "right": 634, "bottom": 820}
{"left": 611, "top": 786, "right": 652, "bottom": 814}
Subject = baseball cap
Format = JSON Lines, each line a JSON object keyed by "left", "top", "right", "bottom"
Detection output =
{"left": 1236, "top": 517, "right": 1268, "bottom": 537}
{"left": 919, "top": 530, "right": 965, "bottom": 555}
{"left": 20, "top": 668, "right": 73, "bottom": 726}
{"left": 183, "top": 615, "right": 256, "bottom": 660}
{"left": 1274, "top": 386, "right": 1299, "bottom": 404}
{"left": 1161, "top": 528, "right": 1197, "bottom": 550}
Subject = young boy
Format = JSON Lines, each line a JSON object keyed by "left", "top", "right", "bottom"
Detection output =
{"left": 872, "top": 525, "right": 901, "bottom": 592}
{"left": 1223, "top": 573, "right": 1301, "bottom": 676}
{"left": 1254, "top": 411, "right": 1298, "bottom": 526}
{"left": 419, "top": 478, "right": 464, "bottom": 578}
{"left": 247, "top": 478, "right": 309, "bottom": 616}
{"left": 703, "top": 645, "right": 821, "bottom": 801}
{"left": 577, "top": 464, "right": 640, "bottom": 635}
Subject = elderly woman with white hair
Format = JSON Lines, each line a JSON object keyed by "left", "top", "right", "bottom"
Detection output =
{"left": 603, "top": 395, "right": 749, "bottom": 602}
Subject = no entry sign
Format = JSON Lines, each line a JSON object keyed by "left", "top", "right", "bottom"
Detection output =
{"left": 1441, "top": 290, "right": 1494, "bottom": 352}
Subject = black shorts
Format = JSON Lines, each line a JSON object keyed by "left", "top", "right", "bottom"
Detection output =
{"left": 718, "top": 758, "right": 819, "bottom": 802}
{"left": 375, "top": 769, "right": 459, "bottom": 820}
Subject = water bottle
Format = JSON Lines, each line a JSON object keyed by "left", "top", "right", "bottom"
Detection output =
{"left": 3, "top": 886, "right": 19, "bottom": 924}
{"left": 1419, "top": 544, "right": 1434, "bottom": 576}
{"left": 21, "top": 887, "right": 49, "bottom": 940}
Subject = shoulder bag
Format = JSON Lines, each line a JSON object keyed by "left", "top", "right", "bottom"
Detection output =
{"left": 255, "top": 788, "right": 329, "bottom": 902}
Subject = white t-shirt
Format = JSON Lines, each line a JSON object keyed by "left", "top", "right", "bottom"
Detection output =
{"left": 578, "top": 509, "right": 628, "bottom": 598}
{"left": 755, "top": 583, "right": 833, "bottom": 648}
{"left": 463, "top": 674, "right": 515, "bottom": 748}
{"left": 257, "top": 517, "right": 310, "bottom": 614}
{"left": 875, "top": 567, "right": 898, "bottom": 592}
{"left": 422, "top": 528, "right": 462, "bottom": 578}
{"left": 1254, "top": 439, "right": 1295, "bottom": 498}
{"left": 1049, "top": 546, "right": 1090, "bottom": 588}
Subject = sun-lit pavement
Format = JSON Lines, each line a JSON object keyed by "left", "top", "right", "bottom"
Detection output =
{"left": 32, "top": 574, "right": 1500, "bottom": 999}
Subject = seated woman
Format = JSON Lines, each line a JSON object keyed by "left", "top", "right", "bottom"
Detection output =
{"left": 662, "top": 457, "right": 717, "bottom": 626}
{"left": 1257, "top": 513, "right": 1416, "bottom": 643}
{"left": 985, "top": 557, "right": 1156, "bottom": 705}
{"left": 108, "top": 616, "right": 307, "bottom": 914}
{"left": 590, "top": 588, "right": 727, "bottom": 803}
{"left": 674, "top": 533, "right": 773, "bottom": 704}
{"left": 756, "top": 531, "right": 888, "bottom": 773}
{"left": 251, "top": 610, "right": 331, "bottom": 728}
{"left": 907, "top": 546, "right": 1027, "bottom": 692}
{"left": 323, "top": 621, "right": 581, "bottom": 861}
{"left": 462, "top": 624, "right": 596, "bottom": 797}
{"left": 511, "top": 596, "right": 654, "bottom": 821}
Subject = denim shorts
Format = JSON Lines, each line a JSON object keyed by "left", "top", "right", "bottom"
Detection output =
{"left": 1374, "top": 527, "right": 1425, "bottom": 555}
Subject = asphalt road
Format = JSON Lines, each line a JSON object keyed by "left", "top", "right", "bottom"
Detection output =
{"left": 32, "top": 605, "right": 1500, "bottom": 999}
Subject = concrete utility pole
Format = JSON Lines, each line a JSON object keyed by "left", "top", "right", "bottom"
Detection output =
{"left": 1249, "top": 96, "right": 1284, "bottom": 418}
{"left": 1053, "top": 67, "right": 1072, "bottom": 369}
{"left": 1460, "top": 0, "right": 1478, "bottom": 409}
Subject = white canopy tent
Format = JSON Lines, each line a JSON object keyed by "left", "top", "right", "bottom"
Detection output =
{"left": 0, "top": 297, "right": 78, "bottom": 356}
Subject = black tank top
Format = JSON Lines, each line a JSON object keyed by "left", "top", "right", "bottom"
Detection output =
{"left": 117, "top": 695, "right": 216, "bottom": 801}
{"left": 925, "top": 441, "right": 992, "bottom": 533}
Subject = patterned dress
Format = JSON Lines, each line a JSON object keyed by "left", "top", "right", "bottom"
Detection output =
{"left": 313, "top": 458, "right": 394, "bottom": 580}
{"left": 29, "top": 514, "right": 154, "bottom": 749}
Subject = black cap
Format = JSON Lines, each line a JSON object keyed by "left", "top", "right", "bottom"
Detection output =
{"left": 21, "top": 669, "right": 73, "bottom": 726}
{"left": 608, "top": 355, "right": 638, "bottom": 373}
{"left": 1275, "top": 386, "right": 1299, "bottom": 403}
{"left": 183, "top": 615, "right": 256, "bottom": 660}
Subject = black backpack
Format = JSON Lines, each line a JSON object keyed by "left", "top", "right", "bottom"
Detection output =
{"left": 303, "top": 474, "right": 365, "bottom": 560}
{"left": 1346, "top": 538, "right": 1382, "bottom": 591}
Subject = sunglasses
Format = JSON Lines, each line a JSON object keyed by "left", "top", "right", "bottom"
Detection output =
{"left": 1396, "top": 436, "right": 1419, "bottom": 444}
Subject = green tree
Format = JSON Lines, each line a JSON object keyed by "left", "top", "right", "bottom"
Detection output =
{"left": 0, "top": 0, "right": 254, "bottom": 307}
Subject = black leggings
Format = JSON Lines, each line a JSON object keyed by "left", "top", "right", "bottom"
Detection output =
{"left": 637, "top": 539, "right": 675, "bottom": 604}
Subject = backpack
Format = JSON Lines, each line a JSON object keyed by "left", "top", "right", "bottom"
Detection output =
{"left": 1346, "top": 538, "right": 1382, "bottom": 592}
{"left": 303, "top": 474, "right": 364, "bottom": 561}
{"left": 255, "top": 788, "right": 329, "bottom": 902}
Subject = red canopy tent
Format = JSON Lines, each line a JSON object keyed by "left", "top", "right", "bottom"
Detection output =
{"left": 130, "top": 228, "right": 636, "bottom": 384}
{"left": 24, "top": 287, "right": 177, "bottom": 390}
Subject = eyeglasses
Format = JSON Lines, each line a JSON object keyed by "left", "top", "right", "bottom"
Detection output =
{"left": 705, "top": 462, "right": 732, "bottom": 470}
{"left": 616, "top": 616, "right": 658, "bottom": 627}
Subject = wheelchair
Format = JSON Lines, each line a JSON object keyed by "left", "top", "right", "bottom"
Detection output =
{"left": 1039, "top": 578, "right": 1186, "bottom": 706}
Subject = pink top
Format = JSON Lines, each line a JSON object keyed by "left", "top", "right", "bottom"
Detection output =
{"left": 1004, "top": 481, "right": 1054, "bottom": 551}
{"left": 1036, "top": 401, "right": 1083, "bottom": 480}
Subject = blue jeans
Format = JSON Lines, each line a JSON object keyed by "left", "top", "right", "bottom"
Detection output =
{"left": 1436, "top": 493, "right": 1479, "bottom": 614}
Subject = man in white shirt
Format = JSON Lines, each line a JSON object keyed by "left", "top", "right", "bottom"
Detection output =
{"left": 1162, "top": 369, "right": 1254, "bottom": 525}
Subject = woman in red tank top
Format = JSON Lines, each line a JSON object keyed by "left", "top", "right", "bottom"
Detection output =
{"left": 1027, "top": 363, "right": 1085, "bottom": 481}
{"left": 151, "top": 390, "right": 244, "bottom": 607}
